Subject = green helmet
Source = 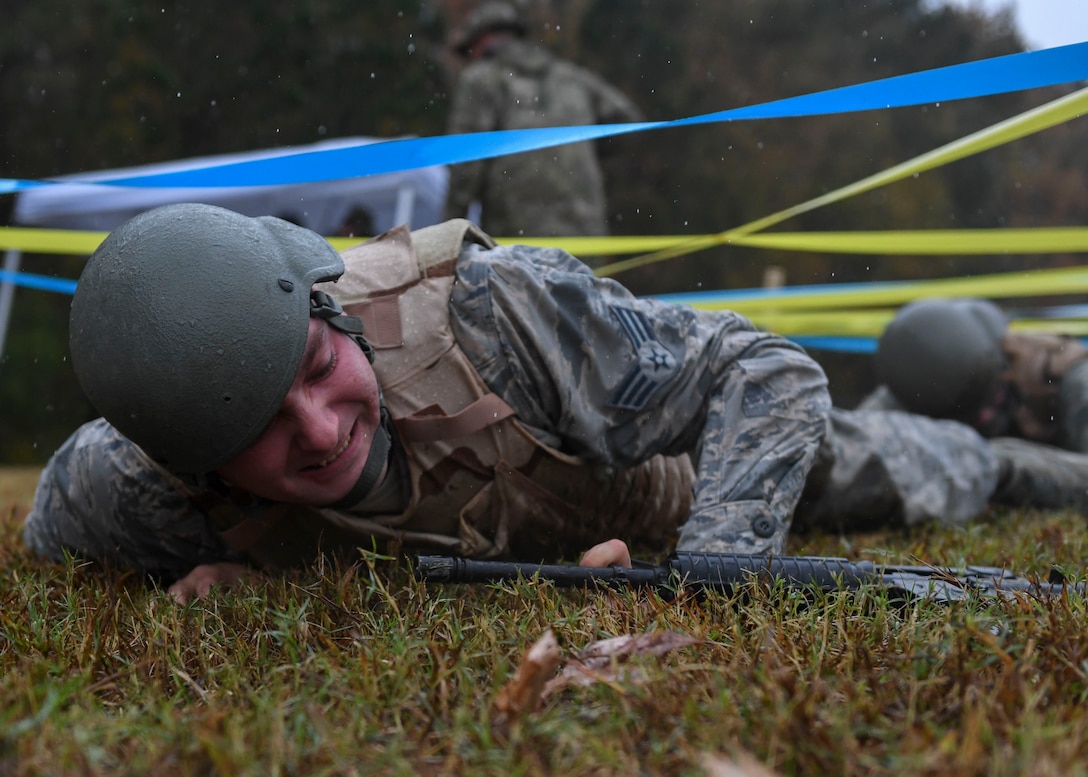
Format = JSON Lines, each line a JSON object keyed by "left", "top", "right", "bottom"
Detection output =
{"left": 453, "top": 1, "right": 526, "bottom": 56}
{"left": 70, "top": 203, "right": 348, "bottom": 474}
{"left": 876, "top": 298, "right": 1009, "bottom": 420}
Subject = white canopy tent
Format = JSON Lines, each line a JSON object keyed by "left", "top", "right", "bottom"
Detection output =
{"left": 11, "top": 136, "right": 449, "bottom": 234}
{"left": 0, "top": 137, "right": 449, "bottom": 364}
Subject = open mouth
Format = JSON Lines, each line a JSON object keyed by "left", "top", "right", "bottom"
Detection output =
{"left": 309, "top": 431, "right": 353, "bottom": 470}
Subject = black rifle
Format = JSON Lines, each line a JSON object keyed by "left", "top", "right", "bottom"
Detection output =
{"left": 414, "top": 552, "right": 1084, "bottom": 603}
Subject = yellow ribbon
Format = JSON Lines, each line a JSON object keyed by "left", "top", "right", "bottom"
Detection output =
{"left": 596, "top": 85, "right": 1088, "bottom": 275}
{"left": 5, "top": 225, "right": 1088, "bottom": 260}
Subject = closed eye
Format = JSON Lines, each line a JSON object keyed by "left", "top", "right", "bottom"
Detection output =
{"left": 315, "top": 348, "right": 338, "bottom": 380}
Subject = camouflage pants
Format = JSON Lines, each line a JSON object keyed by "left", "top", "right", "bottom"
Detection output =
{"left": 795, "top": 408, "right": 999, "bottom": 534}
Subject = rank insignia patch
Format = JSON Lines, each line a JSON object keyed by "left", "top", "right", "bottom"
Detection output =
{"left": 608, "top": 306, "right": 678, "bottom": 410}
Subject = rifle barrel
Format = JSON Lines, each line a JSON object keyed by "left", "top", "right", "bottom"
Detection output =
{"left": 414, "top": 553, "right": 1084, "bottom": 603}
{"left": 414, "top": 553, "right": 879, "bottom": 592}
{"left": 414, "top": 555, "right": 664, "bottom": 587}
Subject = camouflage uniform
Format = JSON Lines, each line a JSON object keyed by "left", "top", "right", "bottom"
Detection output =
{"left": 24, "top": 232, "right": 1016, "bottom": 582}
{"left": 443, "top": 38, "right": 642, "bottom": 237}
{"left": 861, "top": 331, "right": 1088, "bottom": 451}
{"left": 23, "top": 422, "right": 243, "bottom": 581}
{"left": 792, "top": 409, "right": 997, "bottom": 535}
{"left": 859, "top": 328, "right": 1088, "bottom": 512}
{"left": 26, "top": 233, "right": 831, "bottom": 578}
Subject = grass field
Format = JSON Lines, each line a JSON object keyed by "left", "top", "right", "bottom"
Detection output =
{"left": 4, "top": 467, "right": 1088, "bottom": 776}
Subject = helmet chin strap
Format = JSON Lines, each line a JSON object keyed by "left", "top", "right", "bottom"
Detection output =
{"left": 327, "top": 404, "right": 394, "bottom": 509}
{"left": 311, "top": 289, "right": 392, "bottom": 508}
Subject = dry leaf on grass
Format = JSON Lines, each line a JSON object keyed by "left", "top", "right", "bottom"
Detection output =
{"left": 492, "top": 629, "right": 701, "bottom": 730}
{"left": 542, "top": 630, "right": 700, "bottom": 697}
{"left": 492, "top": 628, "right": 562, "bottom": 728}
{"left": 700, "top": 751, "right": 783, "bottom": 777}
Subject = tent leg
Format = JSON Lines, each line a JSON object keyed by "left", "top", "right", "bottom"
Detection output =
{"left": 0, "top": 249, "right": 22, "bottom": 370}
{"left": 393, "top": 185, "right": 416, "bottom": 229}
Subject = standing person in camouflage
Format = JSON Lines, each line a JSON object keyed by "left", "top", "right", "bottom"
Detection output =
{"left": 856, "top": 297, "right": 1088, "bottom": 512}
{"left": 442, "top": 1, "right": 642, "bottom": 238}
{"left": 23, "top": 205, "right": 1088, "bottom": 600}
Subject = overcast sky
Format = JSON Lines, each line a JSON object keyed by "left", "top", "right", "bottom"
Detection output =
{"left": 935, "top": 0, "right": 1088, "bottom": 50}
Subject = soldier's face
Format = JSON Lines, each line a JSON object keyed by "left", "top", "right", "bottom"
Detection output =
{"left": 216, "top": 318, "right": 382, "bottom": 505}
{"left": 965, "top": 383, "right": 1015, "bottom": 438}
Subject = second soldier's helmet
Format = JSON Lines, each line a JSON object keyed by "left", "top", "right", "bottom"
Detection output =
{"left": 875, "top": 298, "right": 1009, "bottom": 420}
{"left": 453, "top": 2, "right": 527, "bottom": 56}
{"left": 69, "top": 203, "right": 346, "bottom": 474}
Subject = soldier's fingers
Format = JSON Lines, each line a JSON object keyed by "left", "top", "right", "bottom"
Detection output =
{"left": 579, "top": 538, "right": 631, "bottom": 567}
{"left": 166, "top": 579, "right": 196, "bottom": 605}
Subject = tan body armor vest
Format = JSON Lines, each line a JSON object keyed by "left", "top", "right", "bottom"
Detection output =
{"left": 1003, "top": 331, "right": 1088, "bottom": 444}
{"left": 206, "top": 221, "right": 693, "bottom": 568}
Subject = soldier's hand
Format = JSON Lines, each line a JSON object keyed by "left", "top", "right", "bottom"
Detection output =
{"left": 168, "top": 562, "right": 260, "bottom": 604}
{"left": 578, "top": 538, "right": 631, "bottom": 568}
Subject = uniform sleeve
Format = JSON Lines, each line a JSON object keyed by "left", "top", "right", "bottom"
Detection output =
{"left": 23, "top": 418, "right": 239, "bottom": 581}
{"left": 443, "top": 64, "right": 500, "bottom": 222}
{"left": 450, "top": 243, "right": 831, "bottom": 554}
{"left": 575, "top": 65, "right": 644, "bottom": 124}
{"left": 854, "top": 384, "right": 907, "bottom": 411}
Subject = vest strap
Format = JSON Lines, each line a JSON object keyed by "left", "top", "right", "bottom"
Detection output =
{"left": 395, "top": 393, "right": 516, "bottom": 443}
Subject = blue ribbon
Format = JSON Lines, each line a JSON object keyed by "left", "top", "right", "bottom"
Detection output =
{"left": 0, "top": 269, "right": 78, "bottom": 295}
{"left": 789, "top": 336, "right": 878, "bottom": 354}
{"left": 0, "top": 180, "right": 46, "bottom": 195}
{"left": 2, "top": 42, "right": 1086, "bottom": 193}
{"left": 6, "top": 268, "right": 1087, "bottom": 354}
